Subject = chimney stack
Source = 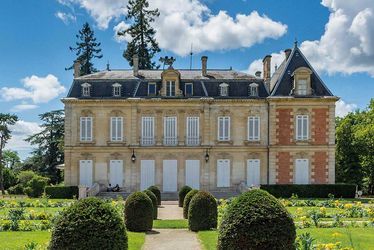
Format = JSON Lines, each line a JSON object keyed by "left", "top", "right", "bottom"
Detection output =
{"left": 201, "top": 56, "right": 208, "bottom": 77}
{"left": 262, "top": 55, "right": 272, "bottom": 80}
{"left": 133, "top": 54, "right": 139, "bottom": 76}
{"left": 255, "top": 71, "right": 261, "bottom": 78}
{"left": 73, "top": 60, "right": 81, "bottom": 78}
{"left": 284, "top": 49, "right": 292, "bottom": 60}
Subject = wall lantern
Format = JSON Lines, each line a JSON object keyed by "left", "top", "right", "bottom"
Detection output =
{"left": 205, "top": 149, "right": 210, "bottom": 163}
{"left": 131, "top": 149, "right": 136, "bottom": 162}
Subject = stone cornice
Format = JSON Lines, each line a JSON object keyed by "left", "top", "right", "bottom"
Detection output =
{"left": 267, "top": 96, "right": 339, "bottom": 103}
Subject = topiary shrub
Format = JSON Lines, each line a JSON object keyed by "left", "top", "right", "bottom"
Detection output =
{"left": 143, "top": 189, "right": 158, "bottom": 219}
{"left": 49, "top": 197, "right": 128, "bottom": 250}
{"left": 124, "top": 192, "right": 153, "bottom": 232}
{"left": 188, "top": 191, "right": 217, "bottom": 231}
{"left": 218, "top": 189, "right": 296, "bottom": 250}
{"left": 183, "top": 189, "right": 198, "bottom": 219}
{"left": 147, "top": 186, "right": 161, "bottom": 205}
{"left": 178, "top": 185, "right": 192, "bottom": 207}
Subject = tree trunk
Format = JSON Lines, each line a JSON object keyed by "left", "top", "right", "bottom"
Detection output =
{"left": 0, "top": 146, "right": 4, "bottom": 195}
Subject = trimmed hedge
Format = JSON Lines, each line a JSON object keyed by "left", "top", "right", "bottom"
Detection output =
{"left": 124, "top": 192, "right": 153, "bottom": 232}
{"left": 144, "top": 189, "right": 158, "bottom": 219}
{"left": 178, "top": 185, "right": 192, "bottom": 207}
{"left": 188, "top": 191, "right": 217, "bottom": 232}
{"left": 45, "top": 186, "right": 79, "bottom": 199}
{"left": 260, "top": 184, "right": 356, "bottom": 198}
{"left": 218, "top": 189, "right": 295, "bottom": 250}
{"left": 49, "top": 197, "right": 128, "bottom": 250}
{"left": 183, "top": 189, "right": 198, "bottom": 219}
{"left": 147, "top": 186, "right": 161, "bottom": 205}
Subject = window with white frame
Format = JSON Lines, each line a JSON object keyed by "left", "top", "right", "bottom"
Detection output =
{"left": 219, "top": 83, "right": 229, "bottom": 97}
{"left": 141, "top": 117, "right": 155, "bottom": 145}
{"left": 185, "top": 83, "right": 193, "bottom": 96}
{"left": 148, "top": 82, "right": 156, "bottom": 96}
{"left": 80, "top": 117, "right": 93, "bottom": 141}
{"left": 81, "top": 83, "right": 91, "bottom": 97}
{"left": 296, "top": 115, "right": 309, "bottom": 140}
{"left": 248, "top": 116, "right": 260, "bottom": 141}
{"left": 163, "top": 117, "right": 177, "bottom": 145}
{"left": 186, "top": 117, "right": 199, "bottom": 145}
{"left": 110, "top": 117, "right": 123, "bottom": 141}
{"left": 218, "top": 116, "right": 230, "bottom": 141}
{"left": 112, "top": 83, "right": 121, "bottom": 97}
{"left": 166, "top": 81, "right": 176, "bottom": 96}
{"left": 297, "top": 79, "right": 307, "bottom": 95}
{"left": 249, "top": 83, "right": 259, "bottom": 97}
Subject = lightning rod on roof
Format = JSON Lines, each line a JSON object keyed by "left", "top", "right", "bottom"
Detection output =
{"left": 189, "top": 43, "right": 193, "bottom": 70}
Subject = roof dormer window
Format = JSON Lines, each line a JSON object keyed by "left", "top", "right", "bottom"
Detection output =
{"left": 166, "top": 81, "right": 176, "bottom": 97}
{"left": 219, "top": 83, "right": 229, "bottom": 97}
{"left": 292, "top": 67, "right": 312, "bottom": 96}
{"left": 296, "top": 79, "right": 307, "bottom": 95}
{"left": 249, "top": 83, "right": 259, "bottom": 97}
{"left": 81, "top": 83, "right": 91, "bottom": 97}
{"left": 185, "top": 83, "right": 193, "bottom": 96}
{"left": 112, "top": 83, "right": 121, "bottom": 97}
{"left": 148, "top": 82, "right": 156, "bottom": 96}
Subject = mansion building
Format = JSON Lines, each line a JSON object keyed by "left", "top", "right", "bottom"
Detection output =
{"left": 62, "top": 44, "right": 337, "bottom": 195}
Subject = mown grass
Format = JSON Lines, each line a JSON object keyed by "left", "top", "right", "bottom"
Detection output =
{"left": 153, "top": 219, "right": 188, "bottom": 228}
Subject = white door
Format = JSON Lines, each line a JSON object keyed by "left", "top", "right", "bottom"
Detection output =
{"left": 163, "top": 160, "right": 178, "bottom": 192}
{"left": 217, "top": 159, "right": 230, "bottom": 187}
{"left": 295, "top": 159, "right": 309, "bottom": 184}
{"left": 247, "top": 159, "right": 261, "bottom": 186}
{"left": 141, "top": 160, "right": 155, "bottom": 190}
{"left": 185, "top": 160, "right": 200, "bottom": 189}
{"left": 79, "top": 160, "right": 93, "bottom": 187}
{"left": 109, "top": 160, "right": 123, "bottom": 187}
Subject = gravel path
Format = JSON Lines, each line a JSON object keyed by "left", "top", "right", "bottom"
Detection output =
{"left": 142, "top": 229, "right": 201, "bottom": 250}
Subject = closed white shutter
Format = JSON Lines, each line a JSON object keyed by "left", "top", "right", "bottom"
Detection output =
{"left": 217, "top": 159, "right": 230, "bottom": 187}
{"left": 164, "top": 117, "right": 177, "bottom": 145}
{"left": 80, "top": 117, "right": 92, "bottom": 141}
{"left": 110, "top": 117, "right": 123, "bottom": 141}
{"left": 141, "top": 117, "right": 154, "bottom": 145}
{"left": 295, "top": 159, "right": 309, "bottom": 184}
{"left": 247, "top": 159, "right": 261, "bottom": 186}
{"left": 186, "top": 117, "right": 199, "bottom": 145}
{"left": 218, "top": 117, "right": 230, "bottom": 141}
{"left": 248, "top": 116, "right": 260, "bottom": 141}
{"left": 109, "top": 160, "right": 123, "bottom": 186}
{"left": 163, "top": 160, "right": 178, "bottom": 192}
{"left": 140, "top": 160, "right": 155, "bottom": 190}
{"left": 79, "top": 160, "right": 93, "bottom": 187}
{"left": 296, "top": 115, "right": 308, "bottom": 140}
{"left": 185, "top": 160, "right": 200, "bottom": 189}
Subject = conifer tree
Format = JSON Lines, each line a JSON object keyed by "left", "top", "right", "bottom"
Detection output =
{"left": 118, "top": 0, "right": 160, "bottom": 69}
{"left": 66, "top": 22, "right": 103, "bottom": 75}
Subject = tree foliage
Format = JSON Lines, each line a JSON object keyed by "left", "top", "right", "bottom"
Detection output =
{"left": 118, "top": 0, "right": 160, "bottom": 69}
{"left": 66, "top": 22, "right": 103, "bottom": 76}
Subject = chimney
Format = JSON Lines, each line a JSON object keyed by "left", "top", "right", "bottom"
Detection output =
{"left": 284, "top": 49, "right": 292, "bottom": 60}
{"left": 201, "top": 56, "right": 208, "bottom": 77}
{"left": 262, "top": 55, "right": 272, "bottom": 80}
{"left": 73, "top": 60, "right": 81, "bottom": 78}
{"left": 255, "top": 71, "right": 261, "bottom": 78}
{"left": 133, "top": 54, "right": 139, "bottom": 76}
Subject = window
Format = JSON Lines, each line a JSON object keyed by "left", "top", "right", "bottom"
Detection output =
{"left": 141, "top": 117, "right": 155, "bottom": 145}
{"left": 164, "top": 117, "right": 177, "bottom": 145}
{"left": 80, "top": 117, "right": 92, "bottom": 141}
{"left": 112, "top": 83, "right": 121, "bottom": 97}
{"left": 248, "top": 116, "right": 260, "bottom": 141}
{"left": 110, "top": 117, "right": 123, "bottom": 141}
{"left": 295, "top": 159, "right": 309, "bottom": 184}
{"left": 296, "top": 115, "right": 309, "bottom": 140}
{"left": 297, "top": 79, "right": 307, "bottom": 95}
{"left": 186, "top": 117, "right": 199, "bottom": 145}
{"left": 219, "top": 83, "right": 229, "bottom": 97}
{"left": 166, "top": 81, "right": 176, "bottom": 96}
{"left": 81, "top": 83, "right": 91, "bottom": 97}
{"left": 148, "top": 82, "right": 156, "bottom": 96}
{"left": 249, "top": 83, "right": 258, "bottom": 97}
{"left": 217, "top": 159, "right": 230, "bottom": 187}
{"left": 185, "top": 83, "right": 193, "bottom": 96}
{"left": 218, "top": 116, "right": 230, "bottom": 141}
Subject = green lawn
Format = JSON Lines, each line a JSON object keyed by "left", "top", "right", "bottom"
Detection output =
{"left": 153, "top": 219, "right": 188, "bottom": 229}
{"left": 0, "top": 231, "right": 145, "bottom": 250}
{"left": 197, "top": 228, "right": 374, "bottom": 250}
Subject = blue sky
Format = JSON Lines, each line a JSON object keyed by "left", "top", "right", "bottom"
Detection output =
{"left": 0, "top": 0, "right": 373, "bottom": 158}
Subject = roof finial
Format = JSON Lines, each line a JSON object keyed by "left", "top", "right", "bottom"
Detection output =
{"left": 106, "top": 61, "right": 110, "bottom": 71}
{"left": 294, "top": 37, "right": 298, "bottom": 47}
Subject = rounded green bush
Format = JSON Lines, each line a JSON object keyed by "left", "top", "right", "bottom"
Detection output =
{"left": 143, "top": 189, "right": 158, "bottom": 219}
{"left": 218, "top": 189, "right": 296, "bottom": 250}
{"left": 178, "top": 185, "right": 192, "bottom": 207}
{"left": 183, "top": 189, "right": 198, "bottom": 219}
{"left": 124, "top": 192, "right": 153, "bottom": 232}
{"left": 147, "top": 186, "right": 161, "bottom": 205}
{"left": 188, "top": 191, "right": 217, "bottom": 231}
{"left": 49, "top": 197, "right": 128, "bottom": 250}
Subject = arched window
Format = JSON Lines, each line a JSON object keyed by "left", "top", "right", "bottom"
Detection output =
{"left": 249, "top": 82, "right": 259, "bottom": 97}
{"left": 219, "top": 83, "right": 229, "bottom": 97}
{"left": 81, "top": 82, "right": 91, "bottom": 97}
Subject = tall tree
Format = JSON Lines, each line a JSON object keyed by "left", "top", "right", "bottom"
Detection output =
{"left": 118, "top": 0, "right": 160, "bottom": 69}
{"left": 26, "top": 110, "right": 64, "bottom": 184}
{"left": 2, "top": 150, "right": 20, "bottom": 169}
{"left": 0, "top": 113, "right": 18, "bottom": 194}
{"left": 66, "top": 22, "right": 103, "bottom": 76}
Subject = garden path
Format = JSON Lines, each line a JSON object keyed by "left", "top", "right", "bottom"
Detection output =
{"left": 157, "top": 201, "right": 183, "bottom": 220}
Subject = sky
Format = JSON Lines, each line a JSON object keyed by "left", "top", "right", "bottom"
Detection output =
{"left": 0, "top": 0, "right": 373, "bottom": 159}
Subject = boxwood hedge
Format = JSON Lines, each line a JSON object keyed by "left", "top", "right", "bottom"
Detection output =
{"left": 178, "top": 185, "right": 192, "bottom": 207}
{"left": 188, "top": 191, "right": 217, "bottom": 232}
{"left": 124, "top": 192, "right": 153, "bottom": 232}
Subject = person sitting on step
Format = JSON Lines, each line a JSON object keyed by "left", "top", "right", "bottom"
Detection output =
{"left": 107, "top": 183, "right": 113, "bottom": 192}
{"left": 112, "top": 184, "right": 120, "bottom": 192}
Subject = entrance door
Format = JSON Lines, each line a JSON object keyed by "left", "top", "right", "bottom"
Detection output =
{"left": 109, "top": 160, "right": 123, "bottom": 187}
{"left": 185, "top": 160, "right": 200, "bottom": 189}
{"left": 79, "top": 160, "right": 93, "bottom": 187}
{"left": 163, "top": 160, "right": 178, "bottom": 192}
{"left": 247, "top": 159, "right": 260, "bottom": 186}
{"left": 141, "top": 160, "right": 155, "bottom": 190}
{"left": 295, "top": 159, "right": 309, "bottom": 184}
{"left": 217, "top": 159, "right": 230, "bottom": 187}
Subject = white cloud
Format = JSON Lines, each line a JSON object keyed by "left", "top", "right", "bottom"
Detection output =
{"left": 55, "top": 11, "right": 76, "bottom": 24}
{"left": 58, "top": 0, "right": 287, "bottom": 56}
{"left": 335, "top": 99, "right": 357, "bottom": 117}
{"left": 11, "top": 103, "right": 39, "bottom": 112}
{"left": 1, "top": 74, "right": 65, "bottom": 104}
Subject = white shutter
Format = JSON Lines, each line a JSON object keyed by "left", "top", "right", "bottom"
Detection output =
{"left": 185, "top": 160, "right": 200, "bottom": 189}
{"left": 110, "top": 117, "right": 123, "bottom": 141}
{"left": 142, "top": 117, "right": 154, "bottom": 145}
{"left": 218, "top": 117, "right": 230, "bottom": 141}
{"left": 109, "top": 160, "right": 123, "bottom": 186}
{"left": 79, "top": 160, "right": 93, "bottom": 187}
{"left": 164, "top": 117, "right": 177, "bottom": 145}
{"left": 295, "top": 159, "right": 309, "bottom": 184}
{"left": 163, "top": 160, "right": 178, "bottom": 191}
{"left": 247, "top": 159, "right": 261, "bottom": 186}
{"left": 296, "top": 115, "right": 308, "bottom": 140}
{"left": 140, "top": 160, "right": 155, "bottom": 190}
{"left": 217, "top": 159, "right": 230, "bottom": 187}
{"left": 80, "top": 117, "right": 92, "bottom": 141}
{"left": 248, "top": 116, "right": 260, "bottom": 141}
{"left": 186, "top": 117, "right": 199, "bottom": 145}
